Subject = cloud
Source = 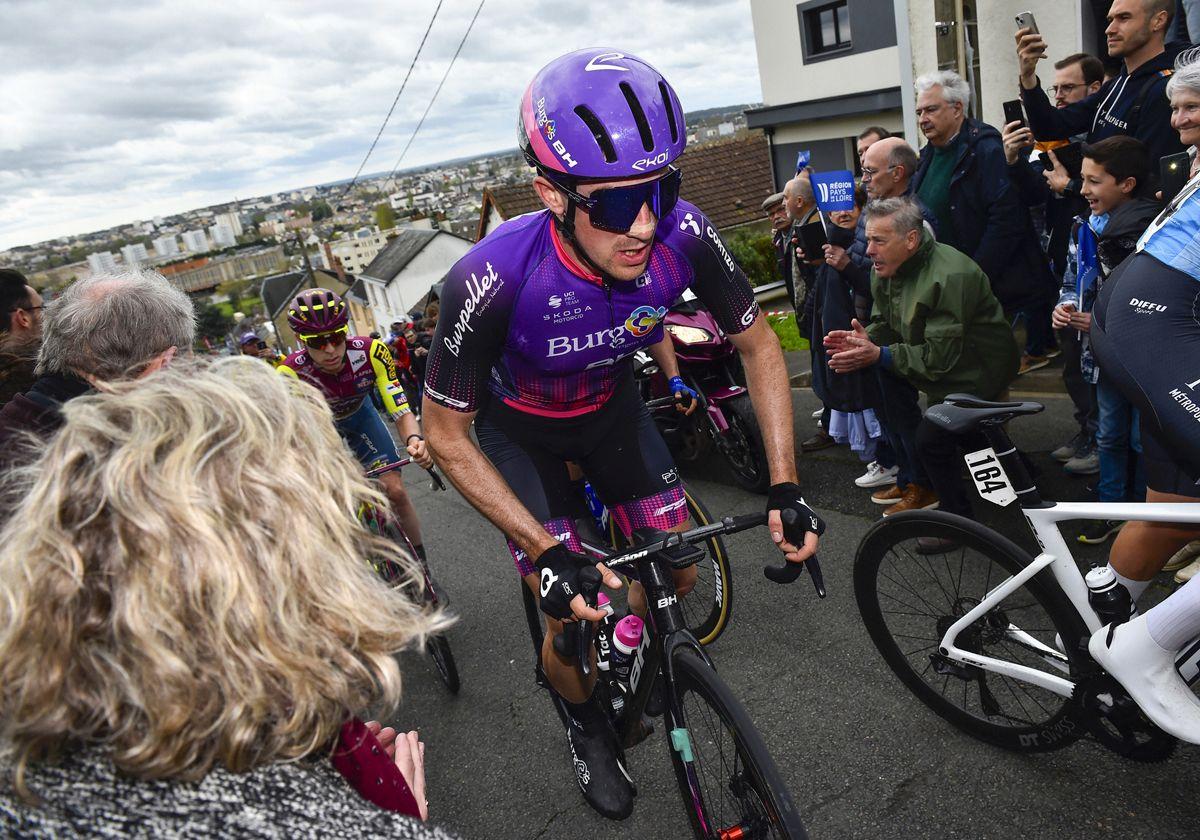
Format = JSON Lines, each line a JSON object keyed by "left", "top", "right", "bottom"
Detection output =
{"left": 0, "top": 0, "right": 761, "bottom": 250}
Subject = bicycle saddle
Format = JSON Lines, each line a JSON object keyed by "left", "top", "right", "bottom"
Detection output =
{"left": 923, "top": 393, "right": 1044, "bottom": 435}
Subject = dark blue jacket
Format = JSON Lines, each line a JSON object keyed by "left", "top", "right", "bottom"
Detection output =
{"left": 911, "top": 118, "right": 1055, "bottom": 313}
{"left": 1019, "top": 49, "right": 1184, "bottom": 165}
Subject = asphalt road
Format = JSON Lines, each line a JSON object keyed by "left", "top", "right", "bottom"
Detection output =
{"left": 388, "top": 385, "right": 1198, "bottom": 840}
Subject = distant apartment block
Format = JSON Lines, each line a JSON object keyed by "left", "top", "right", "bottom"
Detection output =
{"left": 120, "top": 243, "right": 149, "bottom": 266}
{"left": 181, "top": 229, "right": 210, "bottom": 253}
{"left": 324, "top": 227, "right": 397, "bottom": 276}
{"left": 214, "top": 210, "right": 244, "bottom": 238}
{"left": 209, "top": 222, "right": 237, "bottom": 248}
{"left": 86, "top": 251, "right": 118, "bottom": 275}
{"left": 153, "top": 235, "right": 180, "bottom": 257}
{"left": 158, "top": 246, "right": 287, "bottom": 294}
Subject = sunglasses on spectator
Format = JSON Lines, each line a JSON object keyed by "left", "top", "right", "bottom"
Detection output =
{"left": 301, "top": 328, "right": 348, "bottom": 350}
{"left": 553, "top": 166, "right": 683, "bottom": 233}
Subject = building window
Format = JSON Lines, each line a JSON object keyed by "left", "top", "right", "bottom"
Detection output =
{"left": 804, "top": 1, "right": 851, "bottom": 55}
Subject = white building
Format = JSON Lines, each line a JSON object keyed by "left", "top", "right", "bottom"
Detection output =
{"left": 325, "top": 227, "right": 397, "bottom": 276}
{"left": 358, "top": 229, "right": 472, "bottom": 331}
{"left": 120, "top": 243, "right": 149, "bottom": 266}
{"left": 746, "top": 0, "right": 1094, "bottom": 184}
{"left": 181, "top": 229, "right": 210, "bottom": 253}
{"left": 209, "top": 222, "right": 237, "bottom": 248}
{"left": 214, "top": 210, "right": 244, "bottom": 238}
{"left": 86, "top": 251, "right": 118, "bottom": 275}
{"left": 153, "top": 235, "right": 180, "bottom": 258}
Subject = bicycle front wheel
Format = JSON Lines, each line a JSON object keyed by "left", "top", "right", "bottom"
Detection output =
{"left": 855, "top": 511, "right": 1087, "bottom": 753}
{"left": 607, "top": 487, "right": 734, "bottom": 646}
{"left": 666, "top": 648, "right": 807, "bottom": 839}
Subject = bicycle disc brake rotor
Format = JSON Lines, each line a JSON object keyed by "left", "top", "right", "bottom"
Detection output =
{"left": 1075, "top": 673, "right": 1177, "bottom": 762}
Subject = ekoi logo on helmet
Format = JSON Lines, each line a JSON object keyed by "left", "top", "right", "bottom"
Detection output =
{"left": 625, "top": 305, "right": 667, "bottom": 338}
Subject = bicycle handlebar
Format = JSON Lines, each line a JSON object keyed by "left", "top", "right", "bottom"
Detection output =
{"left": 763, "top": 509, "right": 826, "bottom": 597}
{"left": 644, "top": 389, "right": 708, "bottom": 412}
{"left": 365, "top": 458, "right": 447, "bottom": 491}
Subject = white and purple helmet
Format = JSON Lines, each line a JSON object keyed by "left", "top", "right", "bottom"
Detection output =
{"left": 518, "top": 48, "right": 687, "bottom": 180}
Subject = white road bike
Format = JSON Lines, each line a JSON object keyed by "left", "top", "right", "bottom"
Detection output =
{"left": 854, "top": 394, "right": 1200, "bottom": 762}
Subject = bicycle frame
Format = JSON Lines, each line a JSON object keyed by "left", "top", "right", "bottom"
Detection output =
{"left": 934, "top": 424, "right": 1200, "bottom": 701}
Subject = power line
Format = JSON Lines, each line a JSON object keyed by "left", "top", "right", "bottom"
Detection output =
{"left": 336, "top": 0, "right": 445, "bottom": 203}
{"left": 380, "top": 0, "right": 486, "bottom": 197}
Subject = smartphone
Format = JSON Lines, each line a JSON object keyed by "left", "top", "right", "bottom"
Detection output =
{"left": 1039, "top": 142, "right": 1084, "bottom": 179}
{"left": 1015, "top": 11, "right": 1038, "bottom": 34}
{"left": 1160, "top": 151, "right": 1191, "bottom": 202}
{"left": 797, "top": 220, "right": 828, "bottom": 258}
{"left": 1002, "top": 99, "right": 1026, "bottom": 129}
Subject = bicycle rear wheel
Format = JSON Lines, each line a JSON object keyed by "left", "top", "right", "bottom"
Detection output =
{"left": 855, "top": 511, "right": 1087, "bottom": 752}
{"left": 426, "top": 633, "right": 461, "bottom": 694}
{"left": 666, "top": 648, "right": 807, "bottom": 839}
{"left": 608, "top": 487, "right": 734, "bottom": 646}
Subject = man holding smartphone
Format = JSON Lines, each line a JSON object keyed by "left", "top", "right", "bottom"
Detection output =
{"left": 1016, "top": 1, "right": 1184, "bottom": 168}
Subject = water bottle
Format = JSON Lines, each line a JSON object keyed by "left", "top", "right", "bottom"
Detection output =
{"left": 1086, "top": 566, "right": 1134, "bottom": 628}
{"left": 610, "top": 615, "right": 644, "bottom": 686}
{"left": 594, "top": 593, "right": 616, "bottom": 673}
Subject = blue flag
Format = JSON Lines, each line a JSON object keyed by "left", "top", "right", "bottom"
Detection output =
{"left": 795, "top": 149, "right": 811, "bottom": 173}
{"left": 811, "top": 170, "right": 857, "bottom": 212}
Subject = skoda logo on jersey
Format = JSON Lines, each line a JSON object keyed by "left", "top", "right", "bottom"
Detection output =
{"left": 625, "top": 305, "right": 667, "bottom": 338}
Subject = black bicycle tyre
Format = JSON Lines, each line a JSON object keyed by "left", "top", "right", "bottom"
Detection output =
{"left": 855, "top": 510, "right": 1088, "bottom": 753}
{"left": 426, "top": 633, "right": 461, "bottom": 694}
{"left": 722, "top": 394, "right": 770, "bottom": 495}
{"left": 606, "top": 488, "right": 734, "bottom": 646}
{"left": 666, "top": 648, "right": 807, "bottom": 839}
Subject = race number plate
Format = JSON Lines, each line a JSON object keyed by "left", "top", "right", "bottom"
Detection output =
{"left": 964, "top": 447, "right": 1017, "bottom": 507}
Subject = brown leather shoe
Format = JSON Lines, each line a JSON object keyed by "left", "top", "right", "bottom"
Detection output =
{"left": 871, "top": 484, "right": 905, "bottom": 505}
{"left": 800, "top": 430, "right": 836, "bottom": 452}
{"left": 882, "top": 483, "right": 940, "bottom": 516}
{"left": 916, "top": 536, "right": 961, "bottom": 555}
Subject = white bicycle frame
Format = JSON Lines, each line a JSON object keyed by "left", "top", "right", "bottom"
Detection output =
{"left": 937, "top": 501, "right": 1200, "bottom": 702}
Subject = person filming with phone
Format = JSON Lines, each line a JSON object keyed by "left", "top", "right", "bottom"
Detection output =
{"left": 1016, "top": 1, "right": 1185, "bottom": 167}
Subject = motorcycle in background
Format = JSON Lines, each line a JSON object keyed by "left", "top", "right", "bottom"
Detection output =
{"left": 636, "top": 292, "right": 770, "bottom": 494}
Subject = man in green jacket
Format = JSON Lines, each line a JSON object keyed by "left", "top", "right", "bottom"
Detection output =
{"left": 825, "top": 196, "right": 1020, "bottom": 521}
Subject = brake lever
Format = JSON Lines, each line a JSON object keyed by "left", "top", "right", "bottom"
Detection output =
{"left": 426, "top": 467, "right": 446, "bottom": 492}
{"left": 762, "top": 509, "right": 827, "bottom": 597}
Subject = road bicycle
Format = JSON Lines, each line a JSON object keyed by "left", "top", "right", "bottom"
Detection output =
{"left": 362, "top": 458, "right": 460, "bottom": 694}
{"left": 521, "top": 513, "right": 819, "bottom": 838}
{"left": 854, "top": 394, "right": 1200, "bottom": 762}
{"left": 575, "top": 466, "right": 735, "bottom": 646}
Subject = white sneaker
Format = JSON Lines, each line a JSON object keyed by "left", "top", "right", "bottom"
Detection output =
{"left": 1088, "top": 614, "right": 1200, "bottom": 745}
{"left": 1177, "top": 555, "right": 1200, "bottom": 584}
{"left": 855, "top": 461, "right": 899, "bottom": 488}
{"left": 1167, "top": 539, "right": 1200, "bottom": 577}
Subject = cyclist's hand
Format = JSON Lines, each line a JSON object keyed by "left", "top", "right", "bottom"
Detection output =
{"left": 406, "top": 434, "right": 433, "bottom": 468}
{"left": 669, "top": 375, "right": 699, "bottom": 415}
{"left": 766, "top": 482, "right": 823, "bottom": 563}
{"left": 535, "top": 544, "right": 621, "bottom": 621}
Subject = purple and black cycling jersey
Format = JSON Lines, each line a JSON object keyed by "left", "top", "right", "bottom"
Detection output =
{"left": 425, "top": 200, "right": 760, "bottom": 417}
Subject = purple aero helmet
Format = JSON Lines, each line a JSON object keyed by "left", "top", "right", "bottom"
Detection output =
{"left": 518, "top": 48, "right": 687, "bottom": 179}
{"left": 286, "top": 288, "right": 348, "bottom": 335}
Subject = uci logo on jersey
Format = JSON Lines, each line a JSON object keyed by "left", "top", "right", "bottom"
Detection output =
{"left": 625, "top": 305, "right": 667, "bottom": 338}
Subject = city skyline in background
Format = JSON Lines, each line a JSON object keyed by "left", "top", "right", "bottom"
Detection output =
{"left": 0, "top": 0, "right": 762, "bottom": 251}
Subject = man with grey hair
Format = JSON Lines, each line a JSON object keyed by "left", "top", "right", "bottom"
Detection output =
{"left": 824, "top": 197, "right": 1019, "bottom": 529}
{"left": 0, "top": 270, "right": 196, "bottom": 468}
{"left": 911, "top": 69, "right": 1054, "bottom": 321}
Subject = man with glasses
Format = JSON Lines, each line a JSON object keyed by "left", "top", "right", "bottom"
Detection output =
{"left": 0, "top": 268, "right": 44, "bottom": 407}
{"left": 422, "top": 48, "right": 824, "bottom": 820}
{"left": 277, "top": 289, "right": 432, "bottom": 554}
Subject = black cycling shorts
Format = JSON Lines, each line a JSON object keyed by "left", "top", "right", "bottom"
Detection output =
{"left": 475, "top": 370, "right": 688, "bottom": 575}
{"left": 1091, "top": 251, "right": 1200, "bottom": 490}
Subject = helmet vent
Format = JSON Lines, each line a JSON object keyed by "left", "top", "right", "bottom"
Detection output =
{"left": 573, "top": 105, "right": 618, "bottom": 163}
{"left": 659, "top": 81, "right": 679, "bottom": 144}
{"left": 620, "top": 82, "right": 655, "bottom": 153}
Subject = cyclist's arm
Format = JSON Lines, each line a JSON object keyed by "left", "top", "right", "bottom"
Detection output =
{"left": 647, "top": 332, "right": 681, "bottom": 379}
{"left": 367, "top": 339, "right": 412, "bottom": 419}
{"left": 727, "top": 317, "right": 797, "bottom": 487}
{"left": 423, "top": 402, "right": 559, "bottom": 558}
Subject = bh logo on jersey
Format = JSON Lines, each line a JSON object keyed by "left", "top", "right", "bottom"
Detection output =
{"left": 625, "top": 305, "right": 667, "bottom": 338}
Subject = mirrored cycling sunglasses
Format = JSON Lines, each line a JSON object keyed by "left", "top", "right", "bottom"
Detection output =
{"left": 301, "top": 327, "right": 348, "bottom": 350}
{"left": 556, "top": 166, "right": 683, "bottom": 234}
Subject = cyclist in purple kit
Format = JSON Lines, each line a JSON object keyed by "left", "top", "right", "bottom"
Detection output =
{"left": 423, "top": 49, "right": 824, "bottom": 819}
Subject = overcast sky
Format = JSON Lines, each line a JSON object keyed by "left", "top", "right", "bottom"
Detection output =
{"left": 0, "top": 0, "right": 762, "bottom": 251}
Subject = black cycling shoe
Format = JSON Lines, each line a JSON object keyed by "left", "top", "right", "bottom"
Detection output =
{"left": 563, "top": 694, "right": 636, "bottom": 820}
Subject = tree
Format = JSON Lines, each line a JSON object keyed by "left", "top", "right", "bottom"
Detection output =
{"left": 195, "top": 303, "right": 234, "bottom": 343}
{"left": 312, "top": 200, "right": 333, "bottom": 221}
{"left": 726, "top": 228, "right": 779, "bottom": 289}
{"left": 375, "top": 203, "right": 396, "bottom": 231}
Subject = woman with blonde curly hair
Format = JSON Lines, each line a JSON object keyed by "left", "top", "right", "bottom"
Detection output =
{"left": 0, "top": 357, "right": 458, "bottom": 838}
